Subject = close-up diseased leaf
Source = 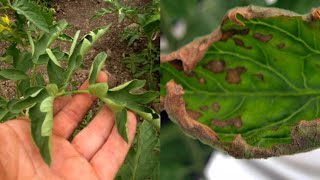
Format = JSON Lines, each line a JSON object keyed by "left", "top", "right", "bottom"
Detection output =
{"left": 161, "top": 6, "right": 320, "bottom": 158}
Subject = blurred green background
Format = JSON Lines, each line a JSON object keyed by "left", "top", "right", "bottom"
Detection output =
{"left": 160, "top": 0, "right": 320, "bottom": 179}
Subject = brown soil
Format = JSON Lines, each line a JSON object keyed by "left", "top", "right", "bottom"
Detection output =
{"left": 1, "top": 0, "right": 152, "bottom": 99}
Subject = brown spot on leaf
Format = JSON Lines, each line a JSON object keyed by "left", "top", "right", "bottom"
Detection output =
{"left": 254, "top": 33, "right": 273, "bottom": 43}
{"left": 221, "top": 29, "right": 250, "bottom": 41}
{"left": 205, "top": 60, "right": 225, "bottom": 73}
{"left": 170, "top": 60, "right": 183, "bottom": 71}
{"left": 212, "top": 116, "right": 242, "bottom": 128}
{"left": 200, "top": 106, "right": 209, "bottom": 112}
{"left": 212, "top": 102, "right": 220, "bottom": 112}
{"left": 233, "top": 38, "right": 252, "bottom": 49}
{"left": 256, "top": 73, "right": 264, "bottom": 81}
{"left": 240, "top": 28, "right": 250, "bottom": 35}
{"left": 277, "top": 43, "right": 285, "bottom": 49}
{"left": 198, "top": 77, "right": 206, "bottom": 84}
{"left": 234, "top": 38, "right": 245, "bottom": 47}
{"left": 187, "top": 110, "right": 202, "bottom": 120}
{"left": 226, "top": 67, "right": 247, "bottom": 84}
{"left": 221, "top": 30, "right": 237, "bottom": 41}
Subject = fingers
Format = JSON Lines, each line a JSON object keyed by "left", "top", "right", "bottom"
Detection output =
{"left": 51, "top": 136, "right": 99, "bottom": 180}
{"left": 71, "top": 105, "right": 115, "bottom": 160}
{"left": 90, "top": 111, "right": 137, "bottom": 180}
{"left": 53, "top": 71, "right": 108, "bottom": 139}
{"left": 53, "top": 96, "right": 72, "bottom": 115}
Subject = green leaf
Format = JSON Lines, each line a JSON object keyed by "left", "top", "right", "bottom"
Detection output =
{"left": 79, "top": 24, "right": 111, "bottom": 57}
{"left": 46, "top": 48, "right": 61, "bottom": 67}
{"left": 109, "top": 79, "right": 146, "bottom": 92}
{"left": 128, "top": 104, "right": 160, "bottom": 126}
{"left": 115, "top": 108, "right": 128, "bottom": 142}
{"left": 32, "top": 20, "right": 68, "bottom": 64}
{"left": 88, "top": 52, "right": 108, "bottom": 84}
{"left": 0, "top": 69, "right": 28, "bottom": 80}
{"left": 18, "top": 79, "right": 31, "bottom": 96}
{"left": 8, "top": 90, "right": 47, "bottom": 113}
{"left": 24, "top": 86, "right": 44, "bottom": 97}
{"left": 13, "top": 51, "right": 33, "bottom": 71}
{"left": 143, "top": 13, "right": 160, "bottom": 36}
{"left": 40, "top": 96, "right": 54, "bottom": 136}
{"left": 117, "top": 121, "right": 159, "bottom": 180}
{"left": 161, "top": 6, "right": 320, "bottom": 158}
{"left": 69, "top": 30, "right": 80, "bottom": 57}
{"left": 45, "top": 84, "right": 59, "bottom": 96}
{"left": 101, "top": 97, "right": 126, "bottom": 112}
{"left": 0, "top": 108, "right": 9, "bottom": 122}
{"left": 88, "top": 83, "right": 108, "bottom": 98}
{"left": 47, "top": 60, "right": 66, "bottom": 87}
{"left": 107, "top": 80, "right": 160, "bottom": 130}
{"left": 29, "top": 99, "right": 52, "bottom": 165}
{"left": 0, "top": 97, "right": 6, "bottom": 107}
{"left": 65, "top": 24, "right": 111, "bottom": 88}
{"left": 11, "top": 0, "right": 49, "bottom": 33}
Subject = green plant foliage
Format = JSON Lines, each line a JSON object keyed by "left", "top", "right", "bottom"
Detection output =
{"left": 95, "top": 0, "right": 160, "bottom": 90}
{"left": 0, "top": 69, "right": 28, "bottom": 80}
{"left": 115, "top": 109, "right": 129, "bottom": 142}
{"left": 116, "top": 120, "right": 159, "bottom": 180}
{"left": 107, "top": 80, "right": 160, "bottom": 130}
{"left": 11, "top": 0, "right": 50, "bottom": 33}
{"left": 161, "top": 6, "right": 320, "bottom": 157}
{"left": 0, "top": 0, "right": 159, "bottom": 173}
{"left": 88, "top": 52, "right": 108, "bottom": 84}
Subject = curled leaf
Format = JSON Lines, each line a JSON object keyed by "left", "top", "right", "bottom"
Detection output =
{"left": 88, "top": 52, "right": 108, "bottom": 84}
{"left": 161, "top": 6, "right": 320, "bottom": 158}
{"left": 88, "top": 83, "right": 109, "bottom": 98}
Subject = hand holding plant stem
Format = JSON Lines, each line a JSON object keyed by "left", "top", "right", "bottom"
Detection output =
{"left": 0, "top": 71, "right": 137, "bottom": 180}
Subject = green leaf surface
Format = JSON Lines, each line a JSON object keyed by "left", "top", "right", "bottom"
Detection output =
{"left": 47, "top": 60, "right": 66, "bottom": 87}
{"left": 0, "top": 69, "right": 28, "bottom": 80}
{"left": 88, "top": 83, "right": 108, "bottom": 98}
{"left": 65, "top": 24, "right": 111, "bottom": 88}
{"left": 32, "top": 20, "right": 68, "bottom": 64}
{"left": 8, "top": 89, "right": 47, "bottom": 114}
{"left": 29, "top": 99, "right": 52, "bottom": 165}
{"left": 101, "top": 97, "right": 126, "bottom": 112}
{"left": 117, "top": 121, "right": 159, "bottom": 180}
{"left": 107, "top": 80, "right": 160, "bottom": 130}
{"left": 11, "top": 0, "right": 49, "bottom": 33}
{"left": 115, "top": 108, "right": 128, "bottom": 143}
{"left": 88, "top": 52, "right": 107, "bottom": 84}
{"left": 161, "top": 6, "right": 320, "bottom": 158}
{"left": 40, "top": 96, "right": 54, "bottom": 136}
{"left": 69, "top": 30, "right": 80, "bottom": 56}
{"left": 46, "top": 48, "right": 61, "bottom": 67}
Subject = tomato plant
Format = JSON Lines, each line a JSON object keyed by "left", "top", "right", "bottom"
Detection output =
{"left": 0, "top": 0, "right": 159, "bottom": 166}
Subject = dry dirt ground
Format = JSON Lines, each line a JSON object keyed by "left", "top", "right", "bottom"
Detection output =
{"left": 0, "top": 0, "right": 152, "bottom": 99}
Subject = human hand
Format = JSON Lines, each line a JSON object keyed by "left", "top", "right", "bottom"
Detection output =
{"left": 0, "top": 71, "right": 137, "bottom": 180}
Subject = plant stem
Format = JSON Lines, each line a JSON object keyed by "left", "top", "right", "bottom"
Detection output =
{"left": 31, "top": 64, "right": 38, "bottom": 86}
{"left": 70, "top": 89, "right": 90, "bottom": 94}
{"left": 0, "top": 6, "right": 10, "bottom": 10}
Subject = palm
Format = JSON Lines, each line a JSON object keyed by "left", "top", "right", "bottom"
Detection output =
{"left": 0, "top": 72, "right": 137, "bottom": 180}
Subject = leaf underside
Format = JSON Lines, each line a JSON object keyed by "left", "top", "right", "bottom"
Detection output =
{"left": 161, "top": 6, "right": 320, "bottom": 158}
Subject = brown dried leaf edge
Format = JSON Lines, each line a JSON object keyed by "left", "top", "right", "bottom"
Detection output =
{"left": 161, "top": 6, "right": 320, "bottom": 159}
